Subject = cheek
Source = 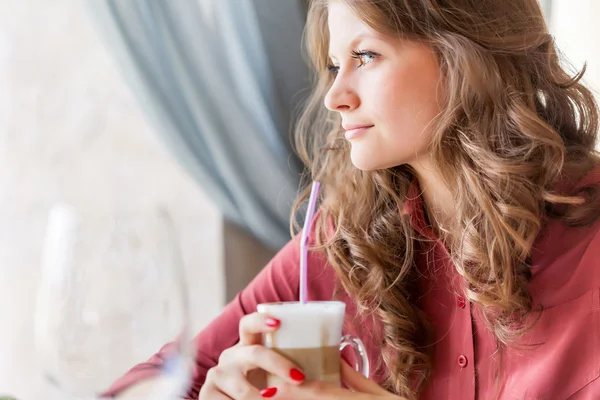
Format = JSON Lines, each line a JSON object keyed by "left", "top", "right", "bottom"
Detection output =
{"left": 380, "top": 66, "right": 441, "bottom": 139}
{"left": 368, "top": 85, "right": 440, "bottom": 166}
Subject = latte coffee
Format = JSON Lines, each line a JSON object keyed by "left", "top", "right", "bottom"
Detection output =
{"left": 268, "top": 345, "right": 340, "bottom": 385}
{"left": 257, "top": 301, "right": 368, "bottom": 387}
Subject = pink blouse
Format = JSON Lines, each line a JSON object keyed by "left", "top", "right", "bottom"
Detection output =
{"left": 103, "top": 165, "right": 600, "bottom": 399}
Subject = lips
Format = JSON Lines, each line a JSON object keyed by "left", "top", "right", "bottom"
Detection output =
{"left": 343, "top": 124, "right": 374, "bottom": 140}
{"left": 342, "top": 123, "right": 374, "bottom": 131}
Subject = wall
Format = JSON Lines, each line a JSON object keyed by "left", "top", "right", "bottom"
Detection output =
{"left": 0, "top": 1, "right": 225, "bottom": 398}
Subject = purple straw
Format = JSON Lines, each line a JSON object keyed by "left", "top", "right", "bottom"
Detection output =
{"left": 300, "top": 181, "right": 321, "bottom": 305}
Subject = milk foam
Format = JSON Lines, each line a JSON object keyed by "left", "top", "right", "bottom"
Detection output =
{"left": 257, "top": 301, "right": 345, "bottom": 349}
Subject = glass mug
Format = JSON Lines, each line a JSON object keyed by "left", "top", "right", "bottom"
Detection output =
{"left": 257, "top": 301, "right": 369, "bottom": 387}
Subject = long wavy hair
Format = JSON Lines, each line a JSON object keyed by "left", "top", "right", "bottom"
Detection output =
{"left": 291, "top": 0, "right": 600, "bottom": 398}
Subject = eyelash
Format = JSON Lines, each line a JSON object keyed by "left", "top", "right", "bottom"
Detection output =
{"left": 326, "top": 49, "right": 379, "bottom": 76}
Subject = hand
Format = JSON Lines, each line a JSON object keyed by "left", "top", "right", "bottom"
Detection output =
{"left": 263, "top": 359, "right": 407, "bottom": 400}
{"left": 198, "top": 312, "right": 306, "bottom": 400}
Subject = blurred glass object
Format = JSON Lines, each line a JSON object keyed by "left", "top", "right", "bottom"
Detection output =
{"left": 34, "top": 204, "right": 193, "bottom": 399}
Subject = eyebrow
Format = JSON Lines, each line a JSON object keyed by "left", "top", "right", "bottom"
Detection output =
{"left": 328, "top": 33, "right": 384, "bottom": 59}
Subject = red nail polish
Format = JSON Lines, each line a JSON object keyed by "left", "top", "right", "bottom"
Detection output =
{"left": 265, "top": 318, "right": 280, "bottom": 328}
{"left": 260, "top": 387, "right": 278, "bottom": 398}
{"left": 290, "top": 368, "right": 305, "bottom": 382}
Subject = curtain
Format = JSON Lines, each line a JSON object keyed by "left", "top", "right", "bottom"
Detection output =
{"left": 83, "top": 0, "right": 309, "bottom": 250}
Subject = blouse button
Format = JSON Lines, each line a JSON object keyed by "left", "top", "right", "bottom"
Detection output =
{"left": 457, "top": 354, "right": 468, "bottom": 368}
{"left": 457, "top": 296, "right": 466, "bottom": 309}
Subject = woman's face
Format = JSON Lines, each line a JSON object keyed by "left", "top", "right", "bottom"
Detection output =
{"left": 325, "top": 0, "right": 444, "bottom": 171}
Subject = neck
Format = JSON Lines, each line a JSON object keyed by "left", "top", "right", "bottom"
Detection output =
{"left": 410, "top": 159, "right": 455, "bottom": 239}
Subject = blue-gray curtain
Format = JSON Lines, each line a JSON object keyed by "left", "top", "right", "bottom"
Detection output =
{"left": 84, "top": 0, "right": 309, "bottom": 250}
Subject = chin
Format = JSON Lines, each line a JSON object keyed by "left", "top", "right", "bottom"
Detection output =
{"left": 349, "top": 148, "right": 390, "bottom": 171}
{"left": 349, "top": 144, "right": 410, "bottom": 171}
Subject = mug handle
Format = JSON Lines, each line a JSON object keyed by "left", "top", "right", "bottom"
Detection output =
{"left": 340, "top": 335, "right": 370, "bottom": 378}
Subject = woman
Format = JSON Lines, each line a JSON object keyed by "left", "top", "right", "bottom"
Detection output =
{"left": 106, "top": 0, "right": 600, "bottom": 399}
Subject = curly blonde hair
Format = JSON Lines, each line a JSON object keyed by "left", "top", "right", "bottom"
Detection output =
{"left": 291, "top": 0, "right": 600, "bottom": 398}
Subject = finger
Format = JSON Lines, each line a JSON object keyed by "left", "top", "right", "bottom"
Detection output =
{"left": 216, "top": 369, "right": 263, "bottom": 400}
{"left": 239, "top": 313, "right": 281, "bottom": 346}
{"left": 223, "top": 344, "right": 305, "bottom": 385}
{"left": 197, "top": 379, "right": 234, "bottom": 400}
{"left": 340, "top": 360, "right": 389, "bottom": 396}
{"left": 276, "top": 380, "right": 401, "bottom": 400}
{"left": 275, "top": 381, "right": 357, "bottom": 400}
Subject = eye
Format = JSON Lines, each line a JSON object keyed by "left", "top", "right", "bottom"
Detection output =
{"left": 326, "top": 64, "right": 339, "bottom": 76}
{"left": 326, "top": 50, "right": 379, "bottom": 76}
{"left": 351, "top": 49, "right": 379, "bottom": 68}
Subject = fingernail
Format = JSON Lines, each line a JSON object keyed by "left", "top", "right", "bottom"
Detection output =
{"left": 265, "top": 318, "right": 280, "bottom": 328}
{"left": 260, "top": 387, "right": 278, "bottom": 398}
{"left": 290, "top": 368, "right": 305, "bottom": 382}
{"left": 341, "top": 353, "right": 352, "bottom": 366}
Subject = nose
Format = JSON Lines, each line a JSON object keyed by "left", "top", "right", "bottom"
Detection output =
{"left": 324, "top": 76, "right": 359, "bottom": 112}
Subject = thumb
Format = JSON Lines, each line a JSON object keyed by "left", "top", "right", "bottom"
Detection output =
{"left": 341, "top": 359, "right": 389, "bottom": 396}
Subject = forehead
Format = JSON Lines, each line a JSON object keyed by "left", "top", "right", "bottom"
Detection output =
{"left": 327, "top": 1, "right": 388, "bottom": 57}
{"left": 327, "top": 1, "right": 373, "bottom": 39}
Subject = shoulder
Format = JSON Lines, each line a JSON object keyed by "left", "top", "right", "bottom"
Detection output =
{"left": 531, "top": 207, "right": 600, "bottom": 307}
{"left": 530, "top": 164, "right": 600, "bottom": 304}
